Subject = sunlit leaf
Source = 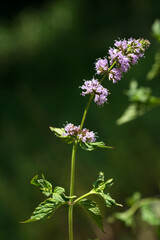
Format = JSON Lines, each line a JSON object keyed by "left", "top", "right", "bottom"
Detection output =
{"left": 116, "top": 103, "right": 144, "bottom": 125}
{"left": 50, "top": 126, "right": 75, "bottom": 144}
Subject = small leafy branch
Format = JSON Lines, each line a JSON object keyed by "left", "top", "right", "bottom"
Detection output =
{"left": 108, "top": 192, "right": 160, "bottom": 227}
{"left": 23, "top": 38, "right": 150, "bottom": 240}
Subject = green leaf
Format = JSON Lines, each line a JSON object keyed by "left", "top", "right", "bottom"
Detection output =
{"left": 92, "top": 172, "right": 121, "bottom": 207}
{"left": 110, "top": 211, "right": 134, "bottom": 227}
{"left": 52, "top": 192, "right": 65, "bottom": 202}
{"left": 152, "top": 19, "right": 160, "bottom": 42}
{"left": 108, "top": 194, "right": 160, "bottom": 227}
{"left": 117, "top": 100, "right": 160, "bottom": 125}
{"left": 116, "top": 103, "right": 144, "bottom": 125}
{"left": 93, "top": 172, "right": 113, "bottom": 191}
{"left": 147, "top": 51, "right": 160, "bottom": 80}
{"left": 79, "top": 199, "right": 103, "bottom": 231}
{"left": 49, "top": 126, "right": 75, "bottom": 144}
{"left": 99, "top": 192, "right": 121, "bottom": 207}
{"left": 54, "top": 186, "right": 65, "bottom": 195}
{"left": 141, "top": 202, "right": 160, "bottom": 226}
{"left": 31, "top": 174, "right": 52, "bottom": 197}
{"left": 22, "top": 195, "right": 65, "bottom": 223}
{"left": 75, "top": 172, "right": 121, "bottom": 219}
{"left": 117, "top": 81, "right": 160, "bottom": 125}
{"left": 88, "top": 239, "right": 99, "bottom": 240}
{"left": 126, "top": 192, "right": 142, "bottom": 207}
{"left": 125, "top": 80, "right": 152, "bottom": 103}
{"left": 80, "top": 141, "right": 113, "bottom": 151}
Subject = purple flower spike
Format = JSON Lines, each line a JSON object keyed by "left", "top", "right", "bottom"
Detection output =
{"left": 95, "top": 58, "right": 108, "bottom": 75}
{"left": 107, "top": 38, "right": 150, "bottom": 83}
{"left": 80, "top": 78, "right": 109, "bottom": 106}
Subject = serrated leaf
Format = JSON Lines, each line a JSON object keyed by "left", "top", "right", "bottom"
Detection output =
{"left": 79, "top": 199, "right": 103, "bottom": 231}
{"left": 49, "top": 126, "right": 75, "bottom": 144}
{"left": 80, "top": 141, "right": 113, "bottom": 151}
{"left": 22, "top": 196, "right": 65, "bottom": 223}
{"left": 31, "top": 174, "right": 52, "bottom": 197}
{"left": 54, "top": 186, "right": 65, "bottom": 195}
{"left": 52, "top": 193, "right": 65, "bottom": 202}
{"left": 93, "top": 172, "right": 113, "bottom": 191}
{"left": 92, "top": 172, "right": 121, "bottom": 207}
{"left": 93, "top": 172, "right": 105, "bottom": 188}
{"left": 99, "top": 192, "right": 122, "bottom": 207}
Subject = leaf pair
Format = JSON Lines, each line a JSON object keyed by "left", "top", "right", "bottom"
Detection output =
{"left": 108, "top": 192, "right": 160, "bottom": 227}
{"left": 22, "top": 173, "right": 121, "bottom": 232}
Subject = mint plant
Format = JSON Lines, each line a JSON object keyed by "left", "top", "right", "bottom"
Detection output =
{"left": 22, "top": 38, "right": 150, "bottom": 240}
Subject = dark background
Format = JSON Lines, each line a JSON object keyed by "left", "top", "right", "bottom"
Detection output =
{"left": 0, "top": 0, "right": 160, "bottom": 239}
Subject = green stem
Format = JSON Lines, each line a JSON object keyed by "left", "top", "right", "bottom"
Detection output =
{"left": 69, "top": 142, "right": 78, "bottom": 199}
{"left": 68, "top": 205, "right": 73, "bottom": 240}
{"left": 80, "top": 95, "right": 94, "bottom": 130}
{"left": 68, "top": 62, "right": 116, "bottom": 240}
{"left": 74, "top": 191, "right": 94, "bottom": 204}
{"left": 68, "top": 141, "right": 78, "bottom": 240}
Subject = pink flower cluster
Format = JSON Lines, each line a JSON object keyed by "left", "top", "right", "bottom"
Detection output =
{"left": 63, "top": 123, "right": 96, "bottom": 143}
{"left": 80, "top": 78, "right": 109, "bottom": 106}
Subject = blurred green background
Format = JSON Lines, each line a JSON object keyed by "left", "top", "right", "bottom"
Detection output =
{"left": 0, "top": 0, "right": 160, "bottom": 239}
